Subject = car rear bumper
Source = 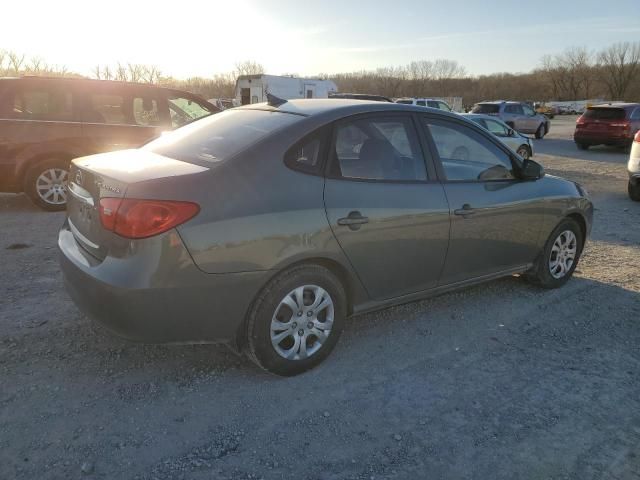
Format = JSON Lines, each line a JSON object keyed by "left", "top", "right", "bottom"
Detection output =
{"left": 574, "top": 133, "right": 633, "bottom": 146}
{"left": 58, "top": 221, "right": 267, "bottom": 344}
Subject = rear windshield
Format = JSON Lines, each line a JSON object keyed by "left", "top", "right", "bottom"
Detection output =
{"left": 471, "top": 104, "right": 500, "bottom": 114}
{"left": 583, "top": 107, "right": 626, "bottom": 120}
{"left": 144, "top": 109, "right": 301, "bottom": 165}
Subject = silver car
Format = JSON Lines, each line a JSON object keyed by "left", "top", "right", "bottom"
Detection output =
{"left": 462, "top": 114, "right": 534, "bottom": 160}
{"left": 59, "top": 99, "right": 592, "bottom": 376}
{"left": 471, "top": 101, "right": 550, "bottom": 139}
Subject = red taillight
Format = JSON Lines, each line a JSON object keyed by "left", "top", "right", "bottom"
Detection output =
{"left": 576, "top": 117, "right": 585, "bottom": 125}
{"left": 610, "top": 122, "right": 630, "bottom": 128}
{"left": 99, "top": 198, "right": 199, "bottom": 239}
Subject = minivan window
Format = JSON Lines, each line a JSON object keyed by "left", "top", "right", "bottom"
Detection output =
{"left": 168, "top": 95, "right": 213, "bottom": 128}
{"left": 144, "top": 109, "right": 301, "bottom": 166}
{"left": 12, "top": 88, "right": 73, "bottom": 121}
{"left": 471, "top": 104, "right": 500, "bottom": 114}
{"left": 396, "top": 100, "right": 413, "bottom": 105}
{"left": 133, "top": 97, "right": 160, "bottom": 126}
{"left": 89, "top": 94, "right": 126, "bottom": 124}
{"left": 583, "top": 107, "right": 626, "bottom": 120}
{"left": 417, "top": 100, "right": 426, "bottom": 106}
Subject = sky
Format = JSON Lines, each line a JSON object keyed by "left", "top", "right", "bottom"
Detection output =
{"left": 1, "top": 0, "right": 639, "bottom": 79}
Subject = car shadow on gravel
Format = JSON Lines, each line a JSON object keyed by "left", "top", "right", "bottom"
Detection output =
{"left": 534, "top": 138, "right": 629, "bottom": 163}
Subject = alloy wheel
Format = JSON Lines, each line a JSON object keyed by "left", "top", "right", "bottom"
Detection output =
{"left": 549, "top": 230, "right": 577, "bottom": 279}
{"left": 270, "top": 285, "right": 334, "bottom": 360}
{"left": 36, "top": 168, "right": 68, "bottom": 205}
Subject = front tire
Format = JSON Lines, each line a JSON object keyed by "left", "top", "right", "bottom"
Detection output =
{"left": 246, "top": 265, "right": 346, "bottom": 376}
{"left": 526, "top": 218, "right": 584, "bottom": 289}
{"left": 24, "top": 158, "right": 70, "bottom": 211}
{"left": 629, "top": 180, "right": 640, "bottom": 201}
{"left": 535, "top": 123, "right": 545, "bottom": 139}
{"left": 576, "top": 143, "right": 589, "bottom": 150}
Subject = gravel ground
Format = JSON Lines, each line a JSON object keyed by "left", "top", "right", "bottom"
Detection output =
{"left": 1, "top": 116, "right": 639, "bottom": 480}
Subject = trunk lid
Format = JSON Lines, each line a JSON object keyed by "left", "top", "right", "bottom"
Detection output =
{"left": 67, "top": 149, "right": 207, "bottom": 259}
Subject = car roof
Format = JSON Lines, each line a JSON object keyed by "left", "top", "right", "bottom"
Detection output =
{"left": 238, "top": 98, "right": 460, "bottom": 119}
{"left": 590, "top": 102, "right": 640, "bottom": 109}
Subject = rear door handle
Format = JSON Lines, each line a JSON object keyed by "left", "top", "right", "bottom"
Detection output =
{"left": 454, "top": 204, "right": 477, "bottom": 217}
{"left": 337, "top": 211, "right": 369, "bottom": 230}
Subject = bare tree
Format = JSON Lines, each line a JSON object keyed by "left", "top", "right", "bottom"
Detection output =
{"left": 234, "top": 60, "right": 265, "bottom": 76}
{"left": 8, "top": 51, "right": 25, "bottom": 73}
{"left": 597, "top": 41, "right": 640, "bottom": 100}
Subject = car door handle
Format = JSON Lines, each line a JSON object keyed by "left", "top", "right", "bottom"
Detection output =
{"left": 337, "top": 211, "right": 369, "bottom": 230}
{"left": 454, "top": 204, "right": 477, "bottom": 217}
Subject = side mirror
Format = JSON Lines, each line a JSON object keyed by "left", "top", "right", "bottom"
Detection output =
{"left": 507, "top": 128, "right": 516, "bottom": 137}
{"left": 520, "top": 159, "right": 544, "bottom": 180}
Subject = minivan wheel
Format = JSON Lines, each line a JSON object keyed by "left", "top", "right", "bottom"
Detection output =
{"left": 629, "top": 180, "right": 640, "bottom": 201}
{"left": 246, "top": 265, "right": 346, "bottom": 376}
{"left": 25, "top": 159, "right": 70, "bottom": 211}
{"left": 526, "top": 218, "right": 584, "bottom": 289}
{"left": 516, "top": 146, "right": 530, "bottom": 160}
{"left": 535, "top": 123, "right": 545, "bottom": 139}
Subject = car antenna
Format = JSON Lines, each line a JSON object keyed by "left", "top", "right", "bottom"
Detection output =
{"left": 266, "top": 92, "right": 287, "bottom": 107}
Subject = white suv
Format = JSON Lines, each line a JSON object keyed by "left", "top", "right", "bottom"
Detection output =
{"left": 396, "top": 98, "right": 452, "bottom": 112}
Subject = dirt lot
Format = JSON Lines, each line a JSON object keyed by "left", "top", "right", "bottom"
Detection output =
{"left": 1, "top": 116, "right": 639, "bottom": 480}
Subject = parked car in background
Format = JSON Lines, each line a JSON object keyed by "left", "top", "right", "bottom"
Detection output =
{"left": 59, "top": 99, "right": 592, "bottom": 376}
{"left": 461, "top": 114, "right": 534, "bottom": 160}
{"left": 470, "top": 101, "right": 550, "bottom": 139}
{"left": 627, "top": 130, "right": 640, "bottom": 201}
{"left": 395, "top": 98, "right": 452, "bottom": 111}
{"left": 329, "top": 93, "right": 393, "bottom": 102}
{"left": 574, "top": 103, "right": 640, "bottom": 150}
{"left": 0, "top": 76, "right": 219, "bottom": 210}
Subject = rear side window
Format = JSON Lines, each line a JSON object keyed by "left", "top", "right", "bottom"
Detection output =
{"left": 10, "top": 86, "right": 73, "bottom": 121}
{"left": 504, "top": 104, "right": 524, "bottom": 115}
{"left": 330, "top": 116, "right": 427, "bottom": 182}
{"left": 417, "top": 100, "right": 426, "bottom": 106}
{"left": 89, "top": 94, "right": 126, "bottom": 124}
{"left": 284, "top": 128, "right": 330, "bottom": 175}
{"left": 396, "top": 100, "right": 413, "bottom": 105}
{"left": 631, "top": 108, "right": 640, "bottom": 120}
{"left": 471, "top": 104, "right": 499, "bottom": 114}
{"left": 145, "top": 109, "right": 301, "bottom": 165}
{"left": 584, "top": 108, "right": 626, "bottom": 120}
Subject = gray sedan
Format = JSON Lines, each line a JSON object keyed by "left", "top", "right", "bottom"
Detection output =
{"left": 461, "top": 114, "right": 534, "bottom": 160}
{"left": 59, "top": 99, "right": 593, "bottom": 376}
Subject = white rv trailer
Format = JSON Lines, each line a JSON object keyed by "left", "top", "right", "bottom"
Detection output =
{"left": 235, "top": 74, "right": 338, "bottom": 105}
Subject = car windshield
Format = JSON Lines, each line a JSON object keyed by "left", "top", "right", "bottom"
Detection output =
{"left": 583, "top": 107, "right": 626, "bottom": 120}
{"left": 144, "top": 109, "right": 301, "bottom": 165}
{"left": 471, "top": 104, "right": 500, "bottom": 114}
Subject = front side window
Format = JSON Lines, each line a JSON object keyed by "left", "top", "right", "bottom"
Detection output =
{"left": 427, "top": 101, "right": 439, "bottom": 108}
{"left": 484, "top": 119, "right": 510, "bottom": 137}
{"left": 438, "top": 102, "right": 452, "bottom": 112}
{"left": 424, "top": 120, "right": 515, "bottom": 182}
{"left": 168, "top": 95, "right": 213, "bottom": 128}
{"left": 13, "top": 87, "right": 73, "bottom": 121}
{"left": 522, "top": 104, "right": 535, "bottom": 116}
{"left": 331, "top": 116, "right": 427, "bottom": 181}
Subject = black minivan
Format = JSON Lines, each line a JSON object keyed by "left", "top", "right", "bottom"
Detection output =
{"left": 0, "top": 76, "right": 218, "bottom": 210}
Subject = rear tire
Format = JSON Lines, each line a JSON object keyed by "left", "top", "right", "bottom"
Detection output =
{"left": 576, "top": 143, "right": 589, "bottom": 150}
{"left": 629, "top": 180, "right": 640, "bottom": 201}
{"left": 526, "top": 218, "right": 584, "bottom": 289}
{"left": 246, "top": 264, "right": 346, "bottom": 376}
{"left": 535, "top": 123, "right": 545, "bottom": 139}
{"left": 24, "top": 158, "right": 70, "bottom": 211}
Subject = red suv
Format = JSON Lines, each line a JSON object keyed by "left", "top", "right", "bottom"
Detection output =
{"left": 574, "top": 103, "right": 640, "bottom": 150}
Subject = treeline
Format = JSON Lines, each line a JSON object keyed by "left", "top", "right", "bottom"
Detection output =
{"left": 2, "top": 42, "right": 639, "bottom": 105}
